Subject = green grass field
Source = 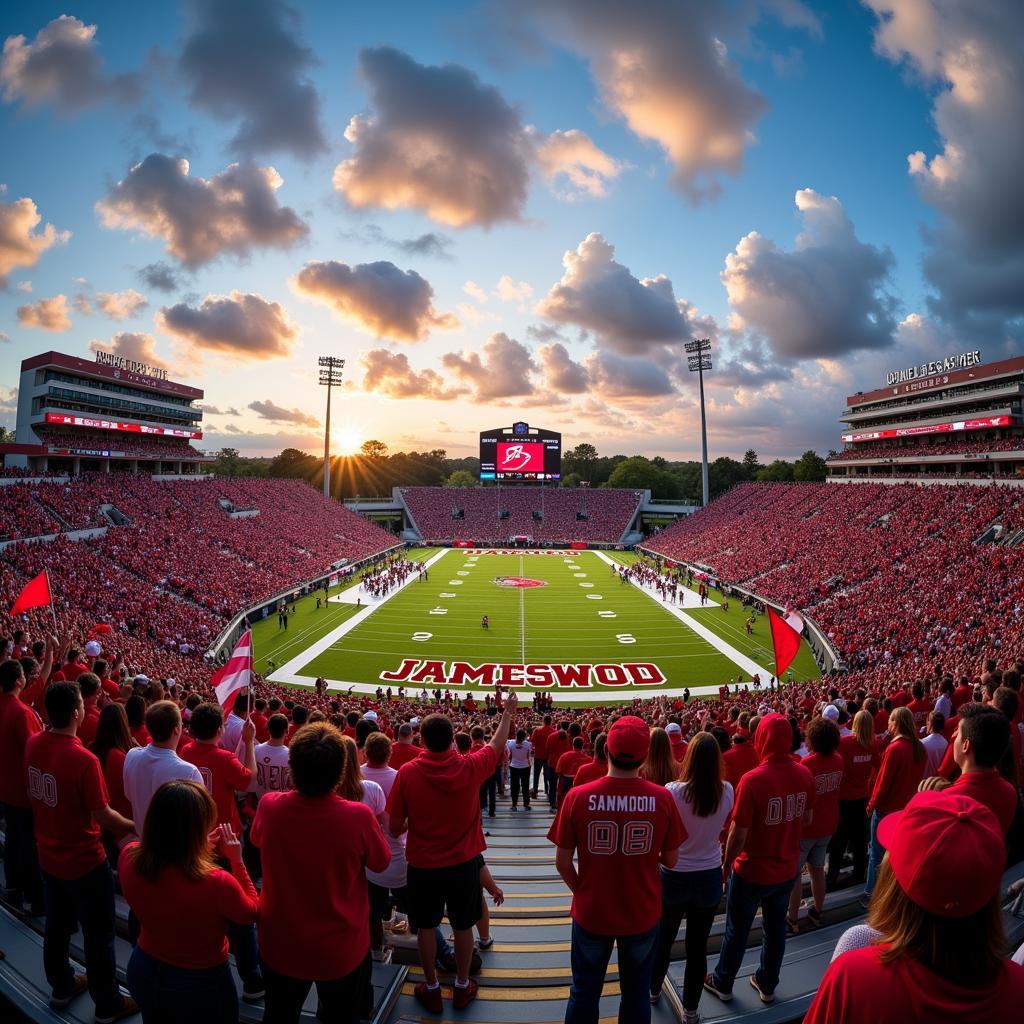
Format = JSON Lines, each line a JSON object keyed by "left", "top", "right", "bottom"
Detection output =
{"left": 255, "top": 548, "right": 819, "bottom": 703}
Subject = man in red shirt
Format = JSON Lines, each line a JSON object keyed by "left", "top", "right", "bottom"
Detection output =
{"left": 388, "top": 693, "right": 518, "bottom": 1013}
{"left": 76, "top": 672, "right": 103, "bottom": 748}
{"left": 549, "top": 715, "right": 684, "bottom": 1023}
{"left": 544, "top": 722, "right": 571, "bottom": 810}
{"left": 389, "top": 722, "right": 420, "bottom": 768}
{"left": 180, "top": 702, "right": 262, "bottom": 999}
{"left": 947, "top": 703, "right": 1017, "bottom": 835}
{"left": 530, "top": 714, "right": 554, "bottom": 797}
{"left": 252, "top": 722, "right": 389, "bottom": 1023}
{"left": 705, "top": 713, "right": 814, "bottom": 1005}
{"left": 25, "top": 681, "right": 136, "bottom": 1021}
{"left": 51, "top": 648, "right": 89, "bottom": 682}
{"left": 723, "top": 732, "right": 758, "bottom": 786}
{"left": 0, "top": 658, "right": 44, "bottom": 911}
{"left": 666, "top": 722, "right": 688, "bottom": 762}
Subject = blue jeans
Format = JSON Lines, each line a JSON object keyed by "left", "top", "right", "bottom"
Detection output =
{"left": 711, "top": 870, "right": 794, "bottom": 996}
{"left": 864, "top": 810, "right": 887, "bottom": 896}
{"left": 1, "top": 802, "right": 42, "bottom": 907}
{"left": 566, "top": 920, "right": 659, "bottom": 1024}
{"left": 126, "top": 946, "right": 237, "bottom": 1023}
{"left": 42, "top": 861, "right": 122, "bottom": 1018}
{"left": 228, "top": 919, "right": 263, "bottom": 990}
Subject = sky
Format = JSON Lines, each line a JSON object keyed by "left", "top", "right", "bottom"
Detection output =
{"left": 1, "top": 0, "right": 1022, "bottom": 461}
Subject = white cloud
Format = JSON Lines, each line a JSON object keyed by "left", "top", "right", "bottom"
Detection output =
{"left": 0, "top": 195, "right": 69, "bottom": 285}
{"left": 95, "top": 288, "right": 148, "bottom": 320}
{"left": 534, "top": 128, "right": 624, "bottom": 198}
{"left": 158, "top": 291, "right": 298, "bottom": 360}
{"left": 16, "top": 293, "right": 70, "bottom": 331}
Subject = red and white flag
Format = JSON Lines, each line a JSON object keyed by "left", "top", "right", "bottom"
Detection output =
{"left": 768, "top": 607, "right": 804, "bottom": 680}
{"left": 212, "top": 630, "right": 252, "bottom": 713}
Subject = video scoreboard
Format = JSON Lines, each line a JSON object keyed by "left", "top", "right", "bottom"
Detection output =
{"left": 479, "top": 422, "right": 561, "bottom": 481}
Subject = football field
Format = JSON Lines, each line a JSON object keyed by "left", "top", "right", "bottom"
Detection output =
{"left": 256, "top": 548, "right": 820, "bottom": 703}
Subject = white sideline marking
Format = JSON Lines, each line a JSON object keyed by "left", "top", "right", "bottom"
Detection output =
{"left": 592, "top": 551, "right": 774, "bottom": 682}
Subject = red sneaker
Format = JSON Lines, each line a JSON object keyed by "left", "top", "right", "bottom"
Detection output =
{"left": 414, "top": 982, "right": 443, "bottom": 1014}
{"left": 452, "top": 978, "right": 479, "bottom": 1010}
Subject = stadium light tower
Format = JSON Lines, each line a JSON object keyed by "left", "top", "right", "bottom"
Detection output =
{"left": 318, "top": 356, "right": 345, "bottom": 498}
{"left": 686, "top": 338, "right": 713, "bottom": 507}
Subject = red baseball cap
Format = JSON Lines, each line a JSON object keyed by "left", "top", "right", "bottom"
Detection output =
{"left": 877, "top": 790, "right": 1004, "bottom": 918}
{"left": 607, "top": 716, "right": 650, "bottom": 763}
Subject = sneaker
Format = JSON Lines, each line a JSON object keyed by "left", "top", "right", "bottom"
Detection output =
{"left": 452, "top": 978, "right": 479, "bottom": 1010}
{"left": 703, "top": 973, "right": 732, "bottom": 1002}
{"left": 95, "top": 995, "right": 139, "bottom": 1023}
{"left": 242, "top": 983, "right": 266, "bottom": 1003}
{"left": 414, "top": 982, "right": 443, "bottom": 1014}
{"left": 372, "top": 945, "right": 394, "bottom": 964}
{"left": 478, "top": 936, "right": 494, "bottom": 950}
{"left": 681, "top": 1010, "right": 702, "bottom": 1024}
{"left": 806, "top": 905, "right": 823, "bottom": 929}
{"left": 750, "top": 975, "right": 775, "bottom": 1004}
{"left": 49, "top": 974, "right": 88, "bottom": 1009}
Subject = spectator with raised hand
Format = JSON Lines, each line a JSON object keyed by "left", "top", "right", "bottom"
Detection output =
{"left": 863, "top": 707, "right": 926, "bottom": 905}
{"left": 650, "top": 732, "right": 734, "bottom": 1021}
{"left": 808, "top": 791, "right": 1024, "bottom": 1022}
{"left": 25, "top": 681, "right": 137, "bottom": 1022}
{"left": 705, "top": 713, "right": 815, "bottom": 1006}
{"left": 251, "top": 722, "right": 390, "bottom": 1024}
{"left": 550, "top": 716, "right": 685, "bottom": 1024}
{"left": 119, "top": 781, "right": 259, "bottom": 1023}
{"left": 388, "top": 692, "right": 519, "bottom": 1013}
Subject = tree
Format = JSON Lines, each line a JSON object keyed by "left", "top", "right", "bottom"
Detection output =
{"left": 708, "top": 457, "right": 748, "bottom": 498}
{"left": 794, "top": 449, "right": 827, "bottom": 482}
{"left": 445, "top": 469, "right": 478, "bottom": 487}
{"left": 607, "top": 456, "right": 681, "bottom": 498}
{"left": 213, "top": 448, "right": 242, "bottom": 477}
{"left": 565, "top": 442, "right": 598, "bottom": 482}
{"left": 742, "top": 449, "right": 761, "bottom": 478}
{"left": 756, "top": 459, "right": 795, "bottom": 482}
{"left": 360, "top": 439, "right": 388, "bottom": 459}
{"left": 269, "top": 448, "right": 318, "bottom": 479}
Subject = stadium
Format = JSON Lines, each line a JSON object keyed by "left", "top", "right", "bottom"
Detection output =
{"left": 2, "top": 5, "right": 1024, "bottom": 1024}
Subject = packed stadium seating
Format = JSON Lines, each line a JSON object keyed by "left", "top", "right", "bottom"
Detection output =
{"left": 828, "top": 436, "right": 1024, "bottom": 461}
{"left": 400, "top": 486, "right": 643, "bottom": 544}
{"left": 643, "top": 481, "right": 1024, "bottom": 686}
{"left": 33, "top": 429, "right": 209, "bottom": 461}
{"left": 0, "top": 476, "right": 399, "bottom": 687}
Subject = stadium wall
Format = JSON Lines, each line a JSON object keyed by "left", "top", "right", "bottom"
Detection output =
{"left": 636, "top": 548, "right": 844, "bottom": 675}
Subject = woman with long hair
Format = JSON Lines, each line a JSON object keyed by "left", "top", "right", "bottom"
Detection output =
{"left": 807, "top": 791, "right": 1024, "bottom": 1021}
{"left": 506, "top": 729, "right": 533, "bottom": 810}
{"left": 119, "top": 780, "right": 259, "bottom": 1022}
{"left": 650, "top": 732, "right": 735, "bottom": 1021}
{"left": 338, "top": 735, "right": 386, "bottom": 814}
{"left": 641, "top": 727, "right": 680, "bottom": 787}
{"left": 863, "top": 706, "right": 926, "bottom": 903}
{"left": 125, "top": 693, "right": 150, "bottom": 746}
{"left": 827, "top": 709, "right": 880, "bottom": 888}
{"left": 90, "top": 702, "right": 135, "bottom": 820}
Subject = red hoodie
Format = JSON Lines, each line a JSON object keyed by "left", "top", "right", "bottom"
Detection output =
{"left": 731, "top": 714, "right": 815, "bottom": 886}
{"left": 723, "top": 739, "right": 759, "bottom": 787}
{"left": 387, "top": 744, "right": 498, "bottom": 868}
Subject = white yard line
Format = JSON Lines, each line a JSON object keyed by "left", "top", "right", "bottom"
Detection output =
{"left": 268, "top": 548, "right": 450, "bottom": 687}
{"left": 519, "top": 553, "right": 526, "bottom": 664}
{"left": 591, "top": 550, "right": 775, "bottom": 683}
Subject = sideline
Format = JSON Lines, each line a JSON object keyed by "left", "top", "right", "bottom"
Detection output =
{"left": 591, "top": 551, "right": 775, "bottom": 683}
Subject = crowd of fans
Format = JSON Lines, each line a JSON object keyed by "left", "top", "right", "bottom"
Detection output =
{"left": 1, "top": 629, "right": 1022, "bottom": 1023}
{"left": 400, "top": 486, "right": 643, "bottom": 544}
{"left": 828, "top": 435, "right": 1024, "bottom": 462}
{"left": 33, "top": 430, "right": 209, "bottom": 462}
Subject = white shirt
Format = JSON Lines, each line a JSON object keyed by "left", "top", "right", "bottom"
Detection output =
{"left": 935, "top": 693, "right": 953, "bottom": 720}
{"left": 921, "top": 731, "right": 948, "bottom": 776}
{"left": 506, "top": 739, "right": 532, "bottom": 768}
{"left": 665, "top": 780, "right": 735, "bottom": 872}
{"left": 251, "top": 741, "right": 291, "bottom": 797}
{"left": 360, "top": 769, "right": 408, "bottom": 889}
{"left": 123, "top": 744, "right": 203, "bottom": 835}
{"left": 220, "top": 712, "right": 245, "bottom": 754}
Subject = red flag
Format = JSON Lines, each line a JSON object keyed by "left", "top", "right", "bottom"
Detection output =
{"left": 212, "top": 630, "right": 252, "bottom": 713}
{"left": 11, "top": 571, "right": 52, "bottom": 616}
{"left": 768, "top": 607, "right": 803, "bottom": 679}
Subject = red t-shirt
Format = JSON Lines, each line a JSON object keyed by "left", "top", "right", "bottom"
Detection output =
{"left": 118, "top": 843, "right": 258, "bottom": 969}
{"left": 388, "top": 742, "right": 420, "bottom": 769}
{"left": 837, "top": 735, "right": 880, "bottom": 801}
{"left": 805, "top": 945, "right": 1024, "bottom": 1024}
{"left": 530, "top": 725, "right": 554, "bottom": 760}
{"left": 952, "top": 685, "right": 973, "bottom": 709}
{"left": 731, "top": 756, "right": 815, "bottom": 885}
{"left": 98, "top": 676, "right": 120, "bottom": 701}
{"left": 53, "top": 661, "right": 88, "bottom": 682}
{"left": 723, "top": 742, "right": 759, "bottom": 787}
{"left": 24, "top": 731, "right": 109, "bottom": 879}
{"left": 388, "top": 745, "right": 498, "bottom": 868}
{"left": 0, "top": 690, "right": 43, "bottom": 805}
{"left": 547, "top": 776, "right": 685, "bottom": 936}
{"left": 545, "top": 731, "right": 571, "bottom": 768}
{"left": 556, "top": 749, "right": 592, "bottom": 779}
{"left": 670, "top": 739, "right": 688, "bottom": 763}
{"left": 907, "top": 698, "right": 931, "bottom": 729}
{"left": 180, "top": 742, "right": 252, "bottom": 831}
{"left": 801, "top": 750, "right": 845, "bottom": 840}
{"left": 868, "top": 737, "right": 925, "bottom": 817}
{"left": 251, "top": 712, "right": 269, "bottom": 744}
{"left": 949, "top": 769, "right": 1018, "bottom": 836}
{"left": 573, "top": 759, "right": 608, "bottom": 788}
{"left": 100, "top": 746, "right": 132, "bottom": 819}
{"left": 251, "top": 791, "right": 389, "bottom": 979}
{"left": 78, "top": 703, "right": 101, "bottom": 748}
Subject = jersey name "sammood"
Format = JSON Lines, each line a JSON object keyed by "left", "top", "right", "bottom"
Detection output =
{"left": 586, "top": 793, "right": 658, "bottom": 813}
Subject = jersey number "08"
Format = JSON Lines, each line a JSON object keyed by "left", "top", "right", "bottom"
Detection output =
{"left": 586, "top": 820, "right": 655, "bottom": 856}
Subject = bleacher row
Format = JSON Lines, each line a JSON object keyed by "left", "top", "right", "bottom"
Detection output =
{"left": 0, "top": 477, "right": 400, "bottom": 689}
{"left": 399, "top": 487, "right": 643, "bottom": 545}
{"left": 4, "top": 793, "right": 1024, "bottom": 1024}
{"left": 642, "top": 481, "right": 1024, "bottom": 688}
{"left": 32, "top": 430, "right": 208, "bottom": 463}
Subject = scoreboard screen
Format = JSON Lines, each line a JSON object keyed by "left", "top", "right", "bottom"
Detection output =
{"left": 480, "top": 422, "right": 561, "bottom": 481}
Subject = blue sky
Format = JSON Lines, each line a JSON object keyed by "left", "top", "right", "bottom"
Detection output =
{"left": 1, "top": 1, "right": 1021, "bottom": 460}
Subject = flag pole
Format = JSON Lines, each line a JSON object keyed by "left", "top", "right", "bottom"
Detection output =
{"left": 47, "top": 571, "right": 59, "bottom": 636}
